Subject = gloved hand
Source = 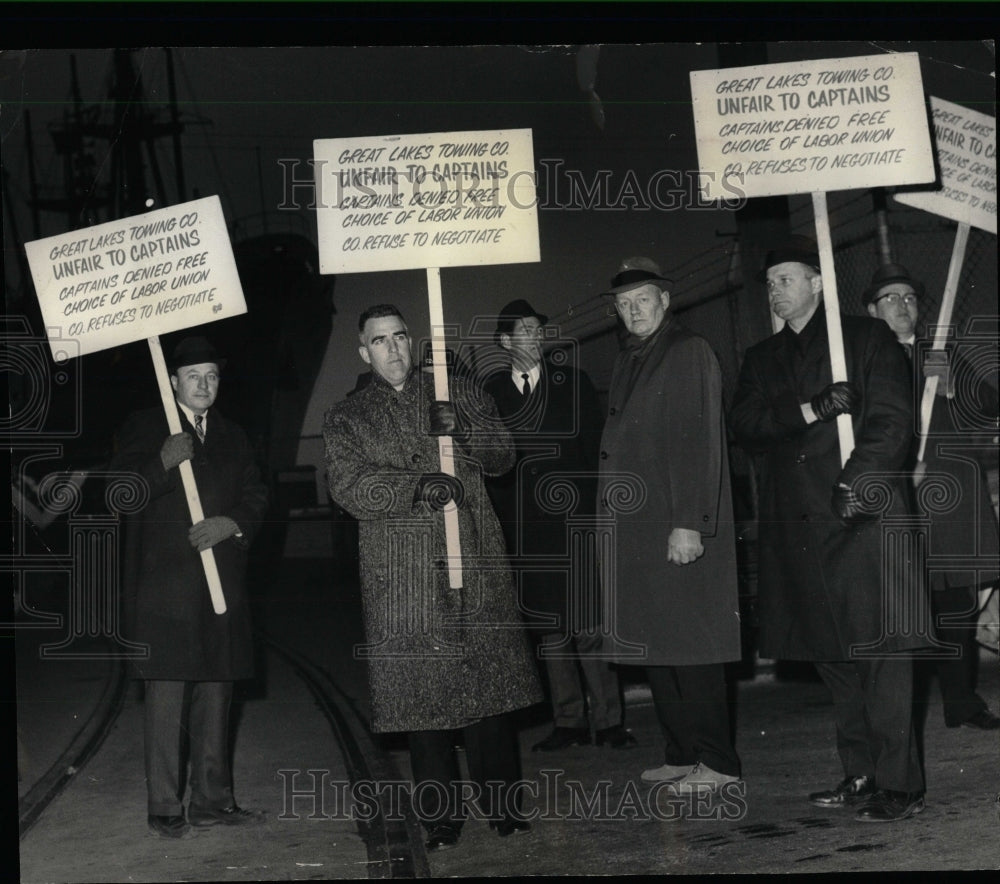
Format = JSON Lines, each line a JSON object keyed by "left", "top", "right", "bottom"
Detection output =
{"left": 188, "top": 516, "right": 239, "bottom": 551}
{"left": 923, "top": 350, "right": 951, "bottom": 397}
{"left": 811, "top": 382, "right": 860, "bottom": 423}
{"left": 413, "top": 472, "right": 464, "bottom": 511}
{"left": 428, "top": 400, "right": 467, "bottom": 441}
{"left": 831, "top": 483, "right": 875, "bottom": 526}
{"left": 160, "top": 432, "right": 194, "bottom": 470}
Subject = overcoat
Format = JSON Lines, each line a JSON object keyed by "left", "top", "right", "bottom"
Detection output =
{"left": 909, "top": 338, "right": 999, "bottom": 592}
{"left": 483, "top": 359, "right": 604, "bottom": 631}
{"left": 596, "top": 317, "right": 741, "bottom": 666}
{"left": 111, "top": 406, "right": 268, "bottom": 681}
{"left": 730, "top": 308, "right": 933, "bottom": 660}
{"left": 323, "top": 369, "right": 543, "bottom": 733}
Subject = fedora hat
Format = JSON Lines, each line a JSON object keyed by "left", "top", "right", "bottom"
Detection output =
{"left": 602, "top": 256, "right": 673, "bottom": 296}
{"left": 168, "top": 335, "right": 226, "bottom": 373}
{"left": 758, "top": 235, "right": 820, "bottom": 281}
{"left": 494, "top": 299, "right": 548, "bottom": 344}
{"left": 863, "top": 262, "right": 925, "bottom": 306}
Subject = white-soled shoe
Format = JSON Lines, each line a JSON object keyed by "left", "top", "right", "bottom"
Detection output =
{"left": 641, "top": 762, "right": 695, "bottom": 783}
{"left": 669, "top": 761, "right": 741, "bottom": 792}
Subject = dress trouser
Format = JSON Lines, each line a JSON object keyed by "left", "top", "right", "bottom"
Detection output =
{"left": 408, "top": 713, "right": 523, "bottom": 830}
{"left": 144, "top": 679, "right": 234, "bottom": 816}
{"left": 646, "top": 663, "right": 740, "bottom": 777}
{"left": 933, "top": 584, "right": 988, "bottom": 727}
{"left": 539, "top": 630, "right": 623, "bottom": 730}
{"left": 813, "top": 658, "right": 924, "bottom": 794}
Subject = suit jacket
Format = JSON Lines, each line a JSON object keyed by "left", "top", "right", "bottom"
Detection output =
{"left": 111, "top": 405, "right": 268, "bottom": 680}
{"left": 483, "top": 358, "right": 603, "bottom": 630}
{"left": 730, "top": 308, "right": 932, "bottom": 660}
{"left": 597, "top": 317, "right": 741, "bottom": 666}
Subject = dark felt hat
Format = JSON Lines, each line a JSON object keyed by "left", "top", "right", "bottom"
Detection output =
{"left": 602, "top": 256, "right": 673, "bottom": 296}
{"left": 863, "top": 262, "right": 925, "bottom": 306}
{"left": 758, "top": 235, "right": 820, "bottom": 281}
{"left": 168, "top": 335, "right": 226, "bottom": 373}
{"left": 494, "top": 299, "right": 549, "bottom": 344}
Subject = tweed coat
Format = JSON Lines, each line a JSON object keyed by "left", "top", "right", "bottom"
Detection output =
{"left": 596, "top": 317, "right": 741, "bottom": 666}
{"left": 483, "top": 359, "right": 604, "bottom": 632}
{"left": 111, "top": 406, "right": 268, "bottom": 681}
{"left": 730, "top": 308, "right": 934, "bottom": 660}
{"left": 908, "top": 339, "right": 999, "bottom": 593}
{"left": 323, "top": 369, "right": 543, "bottom": 733}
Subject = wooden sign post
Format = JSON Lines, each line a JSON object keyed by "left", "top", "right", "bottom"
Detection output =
{"left": 314, "top": 128, "right": 541, "bottom": 587}
{"left": 25, "top": 195, "right": 248, "bottom": 614}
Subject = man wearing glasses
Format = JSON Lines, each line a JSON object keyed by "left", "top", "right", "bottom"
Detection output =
{"left": 864, "top": 263, "right": 1000, "bottom": 733}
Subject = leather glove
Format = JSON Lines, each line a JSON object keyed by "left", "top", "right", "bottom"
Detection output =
{"left": 811, "top": 382, "right": 859, "bottom": 423}
{"left": 923, "top": 350, "right": 951, "bottom": 396}
{"left": 428, "top": 400, "right": 467, "bottom": 441}
{"left": 830, "top": 483, "right": 875, "bottom": 526}
{"left": 188, "top": 516, "right": 239, "bottom": 551}
{"left": 413, "top": 472, "right": 464, "bottom": 511}
{"left": 160, "top": 432, "right": 194, "bottom": 470}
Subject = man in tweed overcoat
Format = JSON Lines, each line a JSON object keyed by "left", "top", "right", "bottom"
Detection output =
{"left": 323, "top": 304, "right": 542, "bottom": 851}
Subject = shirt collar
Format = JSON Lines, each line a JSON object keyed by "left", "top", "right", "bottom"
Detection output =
{"left": 176, "top": 401, "right": 207, "bottom": 430}
{"left": 510, "top": 362, "right": 541, "bottom": 391}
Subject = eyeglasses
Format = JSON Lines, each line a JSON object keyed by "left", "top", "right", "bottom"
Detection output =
{"left": 873, "top": 291, "right": 918, "bottom": 307}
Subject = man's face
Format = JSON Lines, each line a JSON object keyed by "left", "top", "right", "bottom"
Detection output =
{"left": 867, "top": 284, "right": 919, "bottom": 340}
{"left": 614, "top": 284, "right": 670, "bottom": 339}
{"left": 171, "top": 363, "right": 219, "bottom": 415}
{"left": 766, "top": 262, "right": 822, "bottom": 327}
{"left": 359, "top": 314, "right": 412, "bottom": 389}
{"left": 500, "top": 316, "right": 544, "bottom": 368}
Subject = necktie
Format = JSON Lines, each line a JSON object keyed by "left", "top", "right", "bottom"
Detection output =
{"left": 901, "top": 342, "right": 913, "bottom": 363}
{"left": 520, "top": 373, "right": 531, "bottom": 398}
{"left": 194, "top": 414, "right": 205, "bottom": 442}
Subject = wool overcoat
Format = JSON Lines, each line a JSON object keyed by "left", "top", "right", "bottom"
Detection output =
{"left": 909, "top": 339, "right": 999, "bottom": 593}
{"left": 111, "top": 406, "right": 268, "bottom": 681}
{"left": 323, "top": 370, "right": 543, "bottom": 733}
{"left": 596, "top": 317, "right": 741, "bottom": 666}
{"left": 730, "top": 309, "right": 934, "bottom": 660}
{"left": 483, "top": 359, "right": 604, "bottom": 632}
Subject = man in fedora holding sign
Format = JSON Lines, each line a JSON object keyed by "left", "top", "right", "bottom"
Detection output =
{"left": 111, "top": 335, "right": 268, "bottom": 838}
{"left": 730, "top": 239, "right": 929, "bottom": 822}
{"left": 864, "top": 262, "right": 1000, "bottom": 732}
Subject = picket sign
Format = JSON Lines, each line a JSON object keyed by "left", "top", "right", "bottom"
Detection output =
{"left": 24, "top": 195, "right": 248, "bottom": 615}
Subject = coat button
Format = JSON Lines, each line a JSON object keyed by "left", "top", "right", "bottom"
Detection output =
{"left": 609, "top": 407, "right": 616, "bottom": 416}
{"left": 412, "top": 453, "right": 421, "bottom": 463}
{"left": 702, "top": 515, "right": 709, "bottom": 522}
{"left": 530, "top": 467, "right": 538, "bottom": 475}
{"left": 795, "top": 454, "right": 806, "bottom": 464}
{"left": 433, "top": 559, "right": 446, "bottom": 570}
{"left": 600, "top": 451, "right": 608, "bottom": 460}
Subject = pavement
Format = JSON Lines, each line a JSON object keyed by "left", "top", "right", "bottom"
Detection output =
{"left": 13, "top": 559, "right": 1000, "bottom": 879}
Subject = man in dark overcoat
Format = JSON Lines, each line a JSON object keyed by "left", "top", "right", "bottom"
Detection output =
{"left": 111, "top": 336, "right": 268, "bottom": 838}
{"left": 596, "top": 257, "right": 743, "bottom": 801}
{"left": 864, "top": 262, "right": 1000, "bottom": 731}
{"left": 730, "top": 240, "right": 930, "bottom": 823}
{"left": 323, "top": 304, "right": 543, "bottom": 852}
{"left": 482, "top": 299, "right": 631, "bottom": 753}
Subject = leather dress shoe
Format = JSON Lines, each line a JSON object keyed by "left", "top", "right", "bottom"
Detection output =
{"left": 531, "top": 726, "right": 590, "bottom": 752}
{"left": 147, "top": 814, "right": 193, "bottom": 838}
{"left": 187, "top": 804, "right": 264, "bottom": 827}
{"left": 595, "top": 725, "right": 637, "bottom": 749}
{"left": 490, "top": 817, "right": 532, "bottom": 838}
{"left": 960, "top": 709, "right": 1000, "bottom": 730}
{"left": 424, "top": 823, "right": 460, "bottom": 851}
{"left": 808, "top": 775, "right": 875, "bottom": 808}
{"left": 855, "top": 790, "right": 925, "bottom": 822}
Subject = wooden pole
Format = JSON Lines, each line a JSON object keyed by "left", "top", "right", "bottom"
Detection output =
{"left": 812, "top": 191, "right": 856, "bottom": 466}
{"left": 916, "top": 222, "right": 970, "bottom": 462}
{"left": 148, "top": 335, "right": 228, "bottom": 614}
{"left": 426, "top": 268, "right": 463, "bottom": 589}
